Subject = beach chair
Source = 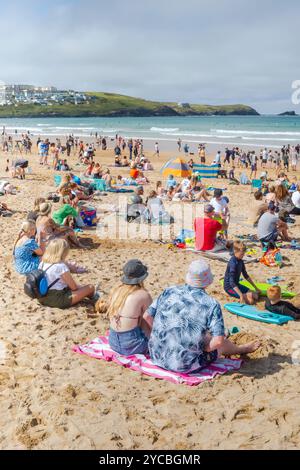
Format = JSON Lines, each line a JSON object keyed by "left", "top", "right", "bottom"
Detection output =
{"left": 54, "top": 174, "right": 62, "bottom": 186}
{"left": 251, "top": 179, "right": 262, "bottom": 193}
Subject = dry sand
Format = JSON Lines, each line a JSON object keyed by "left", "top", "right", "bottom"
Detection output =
{"left": 0, "top": 143, "right": 300, "bottom": 450}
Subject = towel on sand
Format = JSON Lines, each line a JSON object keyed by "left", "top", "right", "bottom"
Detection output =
{"left": 73, "top": 335, "right": 242, "bottom": 386}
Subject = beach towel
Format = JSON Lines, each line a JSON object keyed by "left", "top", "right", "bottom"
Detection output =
{"left": 73, "top": 335, "right": 242, "bottom": 386}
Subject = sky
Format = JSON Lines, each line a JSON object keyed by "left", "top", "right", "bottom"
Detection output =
{"left": 0, "top": 0, "right": 299, "bottom": 114}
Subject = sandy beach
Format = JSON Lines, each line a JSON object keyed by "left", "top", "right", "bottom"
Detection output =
{"left": 0, "top": 142, "right": 300, "bottom": 450}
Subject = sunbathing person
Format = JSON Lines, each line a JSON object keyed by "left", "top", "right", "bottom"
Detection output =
{"left": 127, "top": 186, "right": 146, "bottom": 221}
{"left": 224, "top": 241, "right": 260, "bottom": 304}
{"left": 188, "top": 176, "right": 210, "bottom": 202}
{"left": 143, "top": 260, "right": 260, "bottom": 373}
{"left": 13, "top": 221, "right": 44, "bottom": 274}
{"left": 91, "top": 163, "right": 103, "bottom": 179}
{"left": 145, "top": 191, "right": 174, "bottom": 224}
{"left": 108, "top": 259, "right": 152, "bottom": 355}
{"left": 58, "top": 174, "right": 89, "bottom": 201}
{"left": 36, "top": 202, "right": 86, "bottom": 248}
{"left": 38, "top": 239, "right": 97, "bottom": 309}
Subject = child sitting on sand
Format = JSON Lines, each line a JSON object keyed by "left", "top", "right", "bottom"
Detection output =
{"left": 13, "top": 221, "right": 44, "bottom": 274}
{"left": 224, "top": 241, "right": 261, "bottom": 304}
{"left": 265, "top": 286, "right": 300, "bottom": 319}
{"left": 38, "top": 238, "right": 98, "bottom": 309}
{"left": 108, "top": 259, "right": 152, "bottom": 355}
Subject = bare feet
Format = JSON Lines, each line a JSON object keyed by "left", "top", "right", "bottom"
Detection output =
{"left": 238, "top": 340, "right": 261, "bottom": 355}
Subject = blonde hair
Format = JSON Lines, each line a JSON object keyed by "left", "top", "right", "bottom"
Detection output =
{"left": 42, "top": 238, "right": 70, "bottom": 264}
{"left": 33, "top": 197, "right": 46, "bottom": 212}
{"left": 233, "top": 241, "right": 247, "bottom": 254}
{"left": 267, "top": 285, "right": 281, "bottom": 302}
{"left": 13, "top": 220, "right": 36, "bottom": 254}
{"left": 107, "top": 283, "right": 144, "bottom": 321}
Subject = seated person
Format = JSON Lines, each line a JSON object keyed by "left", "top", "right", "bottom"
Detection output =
{"left": 265, "top": 286, "right": 300, "bottom": 319}
{"left": 13, "top": 221, "right": 44, "bottom": 274}
{"left": 108, "top": 259, "right": 152, "bottom": 355}
{"left": 188, "top": 177, "right": 210, "bottom": 202}
{"left": 115, "top": 156, "right": 122, "bottom": 166}
{"left": 127, "top": 186, "right": 146, "bottom": 221}
{"left": 223, "top": 241, "right": 260, "bottom": 304}
{"left": 194, "top": 204, "right": 227, "bottom": 252}
{"left": 122, "top": 156, "right": 129, "bottom": 167}
{"left": 228, "top": 166, "right": 240, "bottom": 184}
{"left": 84, "top": 161, "right": 95, "bottom": 177}
{"left": 265, "top": 185, "right": 276, "bottom": 204}
{"left": 27, "top": 197, "right": 46, "bottom": 222}
{"left": 143, "top": 260, "right": 260, "bottom": 373}
{"left": 146, "top": 191, "right": 174, "bottom": 223}
{"left": 143, "top": 159, "right": 153, "bottom": 171}
{"left": 247, "top": 190, "right": 268, "bottom": 226}
{"left": 130, "top": 164, "right": 139, "bottom": 180}
{"left": 91, "top": 163, "right": 102, "bottom": 179}
{"left": 38, "top": 239, "right": 97, "bottom": 309}
{"left": 257, "top": 202, "right": 290, "bottom": 245}
{"left": 166, "top": 174, "right": 177, "bottom": 189}
{"left": 291, "top": 183, "right": 300, "bottom": 215}
{"left": 102, "top": 169, "right": 112, "bottom": 188}
{"left": 210, "top": 189, "right": 230, "bottom": 224}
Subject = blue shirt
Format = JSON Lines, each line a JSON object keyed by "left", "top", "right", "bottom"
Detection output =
{"left": 148, "top": 285, "right": 225, "bottom": 373}
{"left": 224, "top": 256, "right": 249, "bottom": 291}
{"left": 14, "top": 239, "right": 40, "bottom": 274}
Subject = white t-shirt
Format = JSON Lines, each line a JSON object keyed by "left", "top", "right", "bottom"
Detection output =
{"left": 181, "top": 178, "right": 191, "bottom": 190}
{"left": 39, "top": 262, "right": 70, "bottom": 291}
{"left": 292, "top": 191, "right": 300, "bottom": 209}
{"left": 214, "top": 153, "right": 221, "bottom": 164}
{"left": 210, "top": 197, "right": 228, "bottom": 215}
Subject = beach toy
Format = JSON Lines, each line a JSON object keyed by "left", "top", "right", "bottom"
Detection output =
{"left": 220, "top": 279, "right": 295, "bottom": 298}
{"left": 266, "top": 276, "right": 285, "bottom": 285}
{"left": 224, "top": 303, "right": 294, "bottom": 325}
{"left": 80, "top": 207, "right": 97, "bottom": 227}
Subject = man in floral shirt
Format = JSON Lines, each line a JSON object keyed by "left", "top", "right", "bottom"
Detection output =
{"left": 144, "top": 259, "right": 260, "bottom": 373}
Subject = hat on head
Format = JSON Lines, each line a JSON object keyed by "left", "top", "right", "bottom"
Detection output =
{"left": 122, "top": 259, "right": 148, "bottom": 285}
{"left": 204, "top": 203, "right": 215, "bottom": 214}
{"left": 39, "top": 202, "right": 52, "bottom": 216}
{"left": 186, "top": 259, "right": 214, "bottom": 289}
{"left": 136, "top": 185, "right": 144, "bottom": 192}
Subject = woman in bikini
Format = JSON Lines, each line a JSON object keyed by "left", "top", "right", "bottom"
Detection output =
{"left": 108, "top": 259, "right": 152, "bottom": 356}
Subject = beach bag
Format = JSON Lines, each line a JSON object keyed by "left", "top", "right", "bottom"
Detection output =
{"left": 260, "top": 247, "right": 282, "bottom": 268}
{"left": 24, "top": 265, "right": 59, "bottom": 299}
{"left": 80, "top": 207, "right": 97, "bottom": 226}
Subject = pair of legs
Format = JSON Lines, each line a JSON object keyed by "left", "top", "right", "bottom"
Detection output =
{"left": 225, "top": 285, "right": 259, "bottom": 305}
{"left": 193, "top": 189, "right": 210, "bottom": 202}
{"left": 204, "top": 332, "right": 260, "bottom": 357}
{"left": 71, "top": 284, "right": 95, "bottom": 305}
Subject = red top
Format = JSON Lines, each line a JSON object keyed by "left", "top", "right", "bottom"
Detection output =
{"left": 194, "top": 217, "right": 222, "bottom": 251}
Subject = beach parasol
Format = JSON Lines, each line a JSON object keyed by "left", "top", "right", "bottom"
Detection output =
{"left": 160, "top": 157, "right": 192, "bottom": 178}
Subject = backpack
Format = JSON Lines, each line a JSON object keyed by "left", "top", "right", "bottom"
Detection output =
{"left": 24, "top": 264, "right": 59, "bottom": 299}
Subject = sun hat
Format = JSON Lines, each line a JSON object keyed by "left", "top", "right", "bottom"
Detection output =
{"left": 204, "top": 203, "right": 215, "bottom": 214}
{"left": 122, "top": 259, "right": 148, "bottom": 285}
{"left": 186, "top": 259, "right": 214, "bottom": 289}
{"left": 39, "top": 202, "right": 52, "bottom": 216}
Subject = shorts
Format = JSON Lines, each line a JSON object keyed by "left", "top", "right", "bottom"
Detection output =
{"left": 251, "top": 164, "right": 257, "bottom": 171}
{"left": 109, "top": 326, "right": 149, "bottom": 356}
{"left": 190, "top": 350, "right": 219, "bottom": 373}
{"left": 225, "top": 283, "right": 250, "bottom": 299}
{"left": 260, "top": 229, "right": 278, "bottom": 244}
{"left": 38, "top": 288, "right": 73, "bottom": 309}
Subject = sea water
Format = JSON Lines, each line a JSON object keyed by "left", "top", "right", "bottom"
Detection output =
{"left": 1, "top": 115, "right": 300, "bottom": 149}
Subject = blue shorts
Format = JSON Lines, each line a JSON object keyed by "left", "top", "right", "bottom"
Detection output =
{"left": 109, "top": 326, "right": 149, "bottom": 356}
{"left": 225, "top": 284, "right": 249, "bottom": 299}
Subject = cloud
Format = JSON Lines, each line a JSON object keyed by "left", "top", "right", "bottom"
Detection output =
{"left": 0, "top": 0, "right": 299, "bottom": 112}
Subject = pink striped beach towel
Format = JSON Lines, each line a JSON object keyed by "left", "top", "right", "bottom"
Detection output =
{"left": 73, "top": 336, "right": 242, "bottom": 386}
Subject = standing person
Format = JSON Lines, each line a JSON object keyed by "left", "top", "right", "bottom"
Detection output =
{"left": 177, "top": 138, "right": 182, "bottom": 152}
{"left": 50, "top": 143, "right": 59, "bottom": 169}
{"left": 199, "top": 146, "right": 206, "bottom": 163}
{"left": 213, "top": 150, "right": 222, "bottom": 167}
{"left": 262, "top": 148, "right": 268, "bottom": 168}
{"left": 128, "top": 139, "right": 133, "bottom": 160}
{"left": 250, "top": 151, "right": 258, "bottom": 179}
{"left": 224, "top": 148, "right": 231, "bottom": 166}
{"left": 154, "top": 142, "right": 159, "bottom": 158}
{"left": 183, "top": 143, "right": 189, "bottom": 156}
{"left": 291, "top": 146, "right": 298, "bottom": 171}
{"left": 143, "top": 260, "right": 260, "bottom": 374}
{"left": 282, "top": 146, "right": 289, "bottom": 171}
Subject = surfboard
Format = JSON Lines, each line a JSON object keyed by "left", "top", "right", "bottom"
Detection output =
{"left": 220, "top": 280, "right": 295, "bottom": 298}
{"left": 224, "top": 303, "right": 294, "bottom": 324}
